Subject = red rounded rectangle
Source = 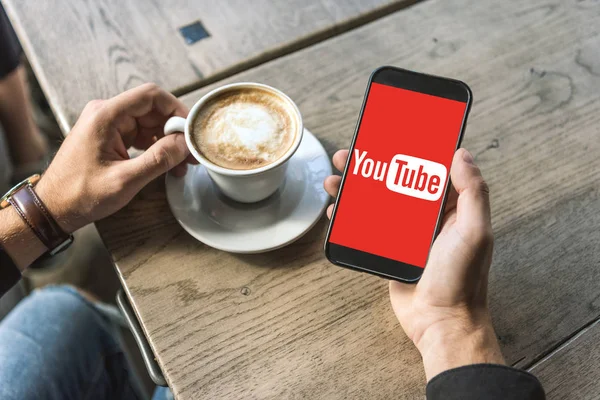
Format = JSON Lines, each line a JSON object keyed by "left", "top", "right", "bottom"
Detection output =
{"left": 329, "top": 82, "right": 467, "bottom": 268}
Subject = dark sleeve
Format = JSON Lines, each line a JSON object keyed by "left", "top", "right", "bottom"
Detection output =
{"left": 0, "top": 247, "right": 22, "bottom": 298}
{"left": 0, "top": 2, "right": 22, "bottom": 79}
{"left": 426, "top": 364, "right": 546, "bottom": 400}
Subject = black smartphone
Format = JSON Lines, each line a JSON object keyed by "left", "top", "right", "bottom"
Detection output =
{"left": 324, "top": 66, "right": 472, "bottom": 282}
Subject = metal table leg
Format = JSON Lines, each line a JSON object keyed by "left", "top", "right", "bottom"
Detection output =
{"left": 116, "top": 289, "right": 167, "bottom": 387}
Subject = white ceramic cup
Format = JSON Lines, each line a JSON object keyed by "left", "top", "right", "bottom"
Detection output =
{"left": 164, "top": 83, "right": 303, "bottom": 203}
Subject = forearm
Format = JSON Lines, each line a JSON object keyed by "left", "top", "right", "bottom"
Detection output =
{"left": 0, "top": 205, "right": 47, "bottom": 271}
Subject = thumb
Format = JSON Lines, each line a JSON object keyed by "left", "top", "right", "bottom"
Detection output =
{"left": 389, "top": 280, "right": 415, "bottom": 317}
{"left": 124, "top": 133, "right": 190, "bottom": 190}
{"left": 450, "top": 148, "right": 492, "bottom": 243}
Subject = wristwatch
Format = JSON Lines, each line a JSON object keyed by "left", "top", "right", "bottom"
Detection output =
{"left": 0, "top": 175, "right": 74, "bottom": 290}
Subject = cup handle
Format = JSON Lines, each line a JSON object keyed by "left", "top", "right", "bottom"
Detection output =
{"left": 164, "top": 116, "right": 187, "bottom": 136}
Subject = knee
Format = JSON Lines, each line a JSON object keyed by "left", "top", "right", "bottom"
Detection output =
{"left": 0, "top": 285, "right": 113, "bottom": 349}
{"left": 0, "top": 287, "right": 126, "bottom": 399}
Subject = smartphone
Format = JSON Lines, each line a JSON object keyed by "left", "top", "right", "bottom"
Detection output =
{"left": 324, "top": 66, "right": 472, "bottom": 282}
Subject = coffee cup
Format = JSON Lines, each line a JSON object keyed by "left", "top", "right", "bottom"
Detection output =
{"left": 164, "top": 83, "right": 303, "bottom": 203}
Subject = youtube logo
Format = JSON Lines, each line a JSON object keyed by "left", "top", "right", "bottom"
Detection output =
{"left": 352, "top": 149, "right": 447, "bottom": 201}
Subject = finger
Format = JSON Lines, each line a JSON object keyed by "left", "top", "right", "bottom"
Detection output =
{"left": 122, "top": 132, "right": 190, "bottom": 190}
{"left": 107, "top": 83, "right": 188, "bottom": 119}
{"left": 136, "top": 109, "right": 172, "bottom": 130}
{"left": 133, "top": 129, "right": 158, "bottom": 150}
{"left": 169, "top": 160, "right": 188, "bottom": 177}
{"left": 327, "top": 204, "right": 334, "bottom": 219}
{"left": 134, "top": 112, "right": 170, "bottom": 143}
{"left": 450, "top": 149, "right": 492, "bottom": 241}
{"left": 104, "top": 83, "right": 189, "bottom": 136}
{"left": 443, "top": 183, "right": 459, "bottom": 214}
{"left": 185, "top": 153, "right": 199, "bottom": 165}
{"left": 324, "top": 175, "right": 342, "bottom": 198}
{"left": 389, "top": 280, "right": 415, "bottom": 316}
{"left": 437, "top": 184, "right": 459, "bottom": 236}
{"left": 332, "top": 150, "right": 349, "bottom": 172}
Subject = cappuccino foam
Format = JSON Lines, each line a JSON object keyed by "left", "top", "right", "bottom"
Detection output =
{"left": 192, "top": 88, "right": 297, "bottom": 170}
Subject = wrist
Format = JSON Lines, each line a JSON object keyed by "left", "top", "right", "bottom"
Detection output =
{"left": 0, "top": 206, "right": 47, "bottom": 271}
{"left": 35, "top": 174, "right": 85, "bottom": 234}
{"left": 416, "top": 315, "right": 505, "bottom": 381}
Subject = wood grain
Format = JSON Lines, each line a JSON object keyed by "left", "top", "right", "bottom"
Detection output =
{"left": 95, "top": 0, "right": 600, "bottom": 398}
{"left": 2, "top": 0, "right": 416, "bottom": 134}
{"left": 530, "top": 319, "right": 600, "bottom": 399}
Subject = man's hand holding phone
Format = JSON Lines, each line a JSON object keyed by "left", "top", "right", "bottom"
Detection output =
{"left": 324, "top": 148, "right": 505, "bottom": 380}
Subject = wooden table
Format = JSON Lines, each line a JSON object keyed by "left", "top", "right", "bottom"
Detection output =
{"left": 2, "top": 0, "right": 415, "bottom": 134}
{"left": 7, "top": 0, "right": 600, "bottom": 398}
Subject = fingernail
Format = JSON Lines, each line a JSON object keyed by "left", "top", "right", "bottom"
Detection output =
{"left": 462, "top": 150, "right": 475, "bottom": 164}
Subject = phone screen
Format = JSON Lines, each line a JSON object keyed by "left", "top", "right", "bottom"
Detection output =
{"left": 328, "top": 82, "right": 468, "bottom": 269}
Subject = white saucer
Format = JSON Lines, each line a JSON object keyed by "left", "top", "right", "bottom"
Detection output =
{"left": 166, "top": 129, "right": 332, "bottom": 253}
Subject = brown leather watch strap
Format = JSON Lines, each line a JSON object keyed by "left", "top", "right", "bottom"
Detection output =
{"left": 8, "top": 184, "right": 71, "bottom": 252}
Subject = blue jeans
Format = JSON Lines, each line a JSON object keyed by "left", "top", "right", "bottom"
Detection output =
{"left": 0, "top": 285, "right": 171, "bottom": 400}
